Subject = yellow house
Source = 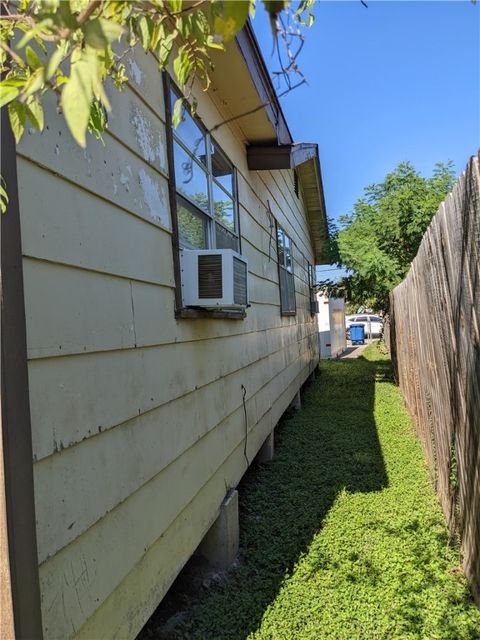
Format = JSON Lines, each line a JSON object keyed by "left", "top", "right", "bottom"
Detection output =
{"left": 1, "top": 23, "right": 328, "bottom": 639}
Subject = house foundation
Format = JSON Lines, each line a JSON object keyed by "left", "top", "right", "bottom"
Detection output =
{"left": 290, "top": 390, "right": 302, "bottom": 412}
{"left": 257, "top": 431, "right": 274, "bottom": 463}
{"left": 196, "top": 490, "right": 239, "bottom": 570}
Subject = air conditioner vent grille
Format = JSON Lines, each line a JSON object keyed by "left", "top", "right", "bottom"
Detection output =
{"left": 198, "top": 254, "right": 223, "bottom": 298}
{"left": 233, "top": 257, "right": 248, "bottom": 305}
{"left": 181, "top": 249, "right": 248, "bottom": 308}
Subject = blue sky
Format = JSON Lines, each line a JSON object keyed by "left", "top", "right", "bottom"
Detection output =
{"left": 253, "top": 1, "right": 479, "bottom": 279}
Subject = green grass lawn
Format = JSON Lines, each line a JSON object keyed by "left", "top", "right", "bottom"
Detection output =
{"left": 172, "top": 343, "right": 480, "bottom": 639}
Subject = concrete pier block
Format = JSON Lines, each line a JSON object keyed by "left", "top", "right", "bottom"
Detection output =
{"left": 290, "top": 390, "right": 302, "bottom": 412}
{"left": 197, "top": 490, "right": 239, "bottom": 570}
{"left": 257, "top": 431, "right": 274, "bottom": 463}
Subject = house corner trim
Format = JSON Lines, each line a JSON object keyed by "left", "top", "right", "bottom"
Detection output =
{"left": 1, "top": 107, "right": 43, "bottom": 640}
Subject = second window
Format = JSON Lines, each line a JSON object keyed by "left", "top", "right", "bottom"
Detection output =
{"left": 277, "top": 226, "right": 296, "bottom": 315}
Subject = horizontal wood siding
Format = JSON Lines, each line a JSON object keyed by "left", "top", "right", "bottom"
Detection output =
{"left": 17, "top": 50, "right": 319, "bottom": 639}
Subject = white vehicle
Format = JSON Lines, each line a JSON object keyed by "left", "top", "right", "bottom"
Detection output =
{"left": 345, "top": 314, "right": 384, "bottom": 339}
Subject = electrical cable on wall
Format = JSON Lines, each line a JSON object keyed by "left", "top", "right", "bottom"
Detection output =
{"left": 266, "top": 199, "right": 275, "bottom": 262}
{"left": 241, "top": 384, "right": 250, "bottom": 467}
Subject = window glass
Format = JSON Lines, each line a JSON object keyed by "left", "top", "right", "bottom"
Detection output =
{"left": 173, "top": 141, "right": 209, "bottom": 211}
{"left": 277, "top": 225, "right": 295, "bottom": 315}
{"left": 177, "top": 198, "right": 208, "bottom": 249}
{"left": 211, "top": 145, "right": 233, "bottom": 194}
{"left": 284, "top": 235, "right": 293, "bottom": 272}
{"left": 357, "top": 316, "right": 368, "bottom": 322}
{"left": 277, "top": 228, "right": 285, "bottom": 266}
{"left": 215, "top": 223, "right": 239, "bottom": 251}
{"left": 285, "top": 250, "right": 293, "bottom": 272}
{"left": 170, "top": 91, "right": 206, "bottom": 162}
{"left": 212, "top": 182, "right": 235, "bottom": 231}
{"left": 370, "top": 316, "right": 382, "bottom": 322}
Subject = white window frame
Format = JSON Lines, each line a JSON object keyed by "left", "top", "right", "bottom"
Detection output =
{"left": 170, "top": 86, "right": 240, "bottom": 252}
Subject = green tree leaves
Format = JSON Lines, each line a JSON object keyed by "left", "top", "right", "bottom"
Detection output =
{"left": 45, "top": 45, "right": 65, "bottom": 80}
{"left": 172, "top": 96, "right": 184, "bottom": 128}
{"left": 173, "top": 44, "right": 193, "bottom": 86}
{"left": 213, "top": 0, "right": 252, "bottom": 43}
{"left": 26, "top": 95, "right": 44, "bottom": 130}
{"left": 84, "top": 18, "right": 124, "bottom": 49}
{"left": 7, "top": 101, "right": 26, "bottom": 143}
{"left": 0, "top": 0, "right": 315, "bottom": 214}
{"left": 61, "top": 47, "right": 102, "bottom": 146}
{"left": 335, "top": 161, "right": 456, "bottom": 311}
{"left": 61, "top": 66, "right": 89, "bottom": 145}
{"left": 1, "top": 0, "right": 315, "bottom": 154}
{"left": 0, "top": 177, "right": 9, "bottom": 214}
{"left": 0, "top": 84, "right": 20, "bottom": 109}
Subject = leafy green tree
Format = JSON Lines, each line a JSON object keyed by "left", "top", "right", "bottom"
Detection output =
{"left": 328, "top": 161, "right": 456, "bottom": 311}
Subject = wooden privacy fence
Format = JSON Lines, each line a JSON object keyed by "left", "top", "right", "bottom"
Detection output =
{"left": 389, "top": 154, "right": 480, "bottom": 604}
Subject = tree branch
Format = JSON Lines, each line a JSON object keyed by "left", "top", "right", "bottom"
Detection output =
{"left": 1, "top": 0, "right": 103, "bottom": 42}
{"left": 0, "top": 39, "right": 25, "bottom": 68}
{"left": 171, "top": 1, "right": 207, "bottom": 18}
{"left": 77, "top": 0, "right": 103, "bottom": 26}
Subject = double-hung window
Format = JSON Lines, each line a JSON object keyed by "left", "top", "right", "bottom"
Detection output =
{"left": 277, "top": 226, "right": 296, "bottom": 315}
{"left": 169, "top": 87, "right": 239, "bottom": 253}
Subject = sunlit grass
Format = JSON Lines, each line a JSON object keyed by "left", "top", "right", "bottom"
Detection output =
{"left": 169, "top": 343, "right": 480, "bottom": 639}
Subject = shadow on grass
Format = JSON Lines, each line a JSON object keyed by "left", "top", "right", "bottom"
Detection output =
{"left": 139, "top": 355, "right": 391, "bottom": 639}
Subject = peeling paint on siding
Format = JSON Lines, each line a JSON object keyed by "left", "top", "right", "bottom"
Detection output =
{"left": 128, "top": 59, "right": 142, "bottom": 86}
{"left": 131, "top": 106, "right": 166, "bottom": 169}
{"left": 119, "top": 165, "right": 132, "bottom": 193}
{"left": 138, "top": 169, "right": 169, "bottom": 227}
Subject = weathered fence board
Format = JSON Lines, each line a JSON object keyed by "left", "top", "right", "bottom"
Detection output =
{"left": 389, "top": 154, "right": 480, "bottom": 604}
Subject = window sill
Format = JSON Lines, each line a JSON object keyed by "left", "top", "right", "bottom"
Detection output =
{"left": 281, "top": 311, "right": 297, "bottom": 317}
{"left": 176, "top": 307, "right": 247, "bottom": 320}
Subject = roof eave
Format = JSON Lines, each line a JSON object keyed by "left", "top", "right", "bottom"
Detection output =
{"left": 235, "top": 23, "right": 329, "bottom": 264}
{"left": 235, "top": 22, "right": 293, "bottom": 145}
{"left": 297, "top": 151, "right": 330, "bottom": 265}
{"left": 246, "top": 143, "right": 330, "bottom": 264}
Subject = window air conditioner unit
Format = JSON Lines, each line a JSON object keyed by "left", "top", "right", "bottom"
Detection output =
{"left": 181, "top": 249, "right": 249, "bottom": 308}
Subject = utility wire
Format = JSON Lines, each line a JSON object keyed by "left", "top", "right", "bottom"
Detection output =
{"left": 241, "top": 384, "right": 250, "bottom": 468}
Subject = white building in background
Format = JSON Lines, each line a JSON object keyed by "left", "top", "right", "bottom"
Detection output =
{"left": 317, "top": 293, "right": 347, "bottom": 359}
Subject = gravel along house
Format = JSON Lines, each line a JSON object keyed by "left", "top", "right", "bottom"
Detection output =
{"left": 1, "top": 22, "right": 329, "bottom": 640}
